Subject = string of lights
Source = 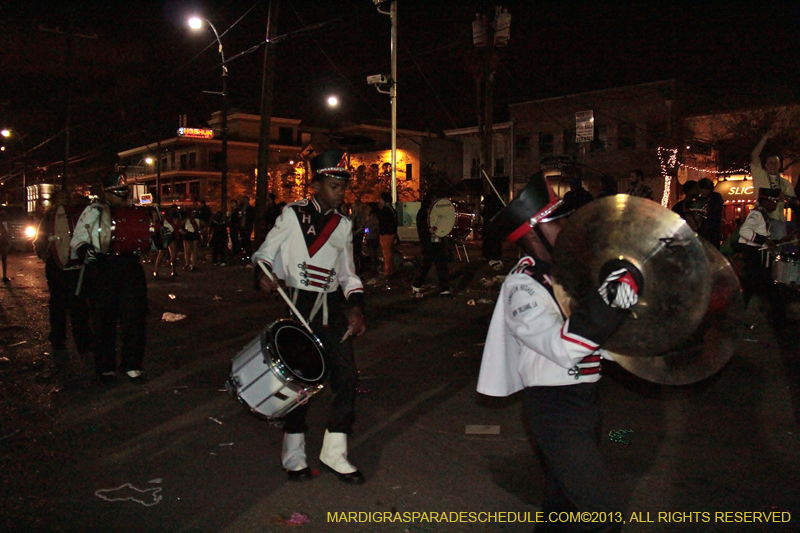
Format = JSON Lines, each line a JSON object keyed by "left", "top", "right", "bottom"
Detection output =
{"left": 658, "top": 146, "right": 677, "bottom": 207}
{"left": 680, "top": 164, "right": 749, "bottom": 175}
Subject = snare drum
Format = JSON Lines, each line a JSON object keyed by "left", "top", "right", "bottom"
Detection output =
{"left": 428, "top": 198, "right": 475, "bottom": 240}
{"left": 98, "top": 205, "right": 153, "bottom": 255}
{"left": 226, "top": 319, "right": 326, "bottom": 420}
{"left": 50, "top": 205, "right": 84, "bottom": 269}
{"left": 772, "top": 254, "right": 800, "bottom": 285}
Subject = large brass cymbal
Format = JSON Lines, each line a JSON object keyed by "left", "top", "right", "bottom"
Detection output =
{"left": 552, "top": 195, "right": 711, "bottom": 357}
{"left": 609, "top": 240, "right": 743, "bottom": 385}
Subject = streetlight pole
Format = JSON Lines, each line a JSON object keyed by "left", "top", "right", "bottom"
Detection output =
{"left": 375, "top": 1, "right": 398, "bottom": 204}
{"left": 1, "top": 129, "right": 28, "bottom": 210}
{"left": 189, "top": 17, "right": 228, "bottom": 213}
{"left": 256, "top": 0, "right": 280, "bottom": 247}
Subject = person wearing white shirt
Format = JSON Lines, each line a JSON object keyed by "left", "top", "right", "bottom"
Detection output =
{"left": 750, "top": 130, "right": 799, "bottom": 240}
{"left": 253, "top": 149, "right": 367, "bottom": 485}
{"left": 478, "top": 174, "right": 640, "bottom": 530}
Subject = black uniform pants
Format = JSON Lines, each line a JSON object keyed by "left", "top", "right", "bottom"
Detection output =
{"left": 85, "top": 255, "right": 148, "bottom": 374}
{"left": 283, "top": 289, "right": 357, "bottom": 435}
{"left": 524, "top": 383, "right": 623, "bottom": 533}
{"left": 45, "top": 260, "right": 92, "bottom": 352}
{"left": 741, "top": 246, "right": 786, "bottom": 329}
{"left": 413, "top": 241, "right": 450, "bottom": 290}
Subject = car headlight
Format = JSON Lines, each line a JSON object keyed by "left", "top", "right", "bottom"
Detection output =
{"left": 25, "top": 226, "right": 36, "bottom": 238}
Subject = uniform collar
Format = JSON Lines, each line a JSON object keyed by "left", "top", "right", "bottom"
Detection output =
{"left": 311, "top": 195, "right": 338, "bottom": 216}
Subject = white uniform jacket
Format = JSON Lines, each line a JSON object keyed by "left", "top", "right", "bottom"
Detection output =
{"left": 69, "top": 202, "right": 105, "bottom": 259}
{"left": 738, "top": 207, "right": 769, "bottom": 248}
{"left": 252, "top": 197, "right": 363, "bottom": 300}
{"left": 477, "top": 256, "right": 610, "bottom": 397}
{"left": 750, "top": 163, "right": 795, "bottom": 222}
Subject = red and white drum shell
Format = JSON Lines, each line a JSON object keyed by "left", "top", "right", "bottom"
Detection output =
{"left": 428, "top": 198, "right": 476, "bottom": 240}
{"left": 101, "top": 206, "right": 154, "bottom": 255}
{"left": 50, "top": 205, "right": 84, "bottom": 269}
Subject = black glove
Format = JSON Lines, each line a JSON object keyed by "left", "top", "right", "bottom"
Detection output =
{"left": 77, "top": 244, "right": 98, "bottom": 263}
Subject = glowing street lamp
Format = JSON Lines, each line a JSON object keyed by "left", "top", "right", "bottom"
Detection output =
{"left": 327, "top": 95, "right": 339, "bottom": 108}
{"left": 188, "top": 15, "right": 229, "bottom": 212}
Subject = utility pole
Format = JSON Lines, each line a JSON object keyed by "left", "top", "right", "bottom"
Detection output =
{"left": 39, "top": 20, "right": 98, "bottom": 191}
{"left": 472, "top": 6, "right": 510, "bottom": 203}
{"left": 256, "top": 0, "right": 280, "bottom": 247}
{"left": 374, "top": 0, "right": 398, "bottom": 204}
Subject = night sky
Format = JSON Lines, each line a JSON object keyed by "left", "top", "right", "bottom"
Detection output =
{"left": 1, "top": 0, "right": 798, "bottom": 178}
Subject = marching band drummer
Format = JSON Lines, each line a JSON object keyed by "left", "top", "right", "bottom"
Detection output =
{"left": 70, "top": 174, "right": 148, "bottom": 384}
{"left": 738, "top": 188, "right": 787, "bottom": 331}
{"left": 253, "top": 149, "right": 367, "bottom": 485}
{"left": 33, "top": 190, "right": 93, "bottom": 382}
{"left": 477, "top": 174, "right": 641, "bottom": 532}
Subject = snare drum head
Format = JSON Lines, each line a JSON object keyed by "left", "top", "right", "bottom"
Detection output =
{"left": 265, "top": 320, "right": 325, "bottom": 385}
{"left": 429, "top": 199, "right": 456, "bottom": 238}
{"left": 98, "top": 204, "right": 113, "bottom": 254}
{"left": 51, "top": 205, "right": 79, "bottom": 268}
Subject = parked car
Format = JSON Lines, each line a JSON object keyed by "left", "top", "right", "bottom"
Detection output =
{"left": 0, "top": 206, "right": 36, "bottom": 251}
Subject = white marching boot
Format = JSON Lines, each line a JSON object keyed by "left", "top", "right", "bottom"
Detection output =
{"left": 319, "top": 430, "right": 365, "bottom": 484}
{"left": 282, "top": 433, "right": 312, "bottom": 481}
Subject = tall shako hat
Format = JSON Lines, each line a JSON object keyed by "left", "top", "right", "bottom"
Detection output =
{"left": 310, "top": 149, "right": 350, "bottom": 181}
{"left": 102, "top": 173, "right": 127, "bottom": 191}
{"left": 491, "top": 173, "right": 571, "bottom": 243}
{"left": 102, "top": 173, "right": 130, "bottom": 197}
{"left": 758, "top": 187, "right": 780, "bottom": 200}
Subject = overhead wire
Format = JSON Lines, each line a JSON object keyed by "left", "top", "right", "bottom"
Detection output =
{"left": 286, "top": 0, "right": 384, "bottom": 120}
{"left": 397, "top": 33, "right": 459, "bottom": 130}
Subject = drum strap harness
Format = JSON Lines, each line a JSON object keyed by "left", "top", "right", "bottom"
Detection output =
{"left": 290, "top": 286, "right": 329, "bottom": 327}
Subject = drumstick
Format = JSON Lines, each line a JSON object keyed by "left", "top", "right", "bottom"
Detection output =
{"left": 481, "top": 169, "right": 507, "bottom": 207}
{"left": 759, "top": 239, "right": 799, "bottom": 251}
{"left": 74, "top": 223, "right": 91, "bottom": 296}
{"left": 257, "top": 261, "right": 315, "bottom": 335}
{"left": 74, "top": 264, "right": 86, "bottom": 296}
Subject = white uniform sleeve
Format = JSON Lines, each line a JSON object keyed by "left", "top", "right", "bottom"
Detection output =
{"left": 504, "top": 275, "right": 600, "bottom": 370}
{"left": 335, "top": 218, "right": 364, "bottom": 300}
{"left": 252, "top": 205, "right": 293, "bottom": 276}
{"left": 69, "top": 205, "right": 100, "bottom": 260}
{"left": 739, "top": 211, "right": 766, "bottom": 245}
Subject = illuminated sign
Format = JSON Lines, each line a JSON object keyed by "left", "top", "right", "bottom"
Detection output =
{"left": 177, "top": 127, "right": 214, "bottom": 139}
{"left": 139, "top": 193, "right": 153, "bottom": 205}
{"left": 715, "top": 179, "right": 755, "bottom": 204}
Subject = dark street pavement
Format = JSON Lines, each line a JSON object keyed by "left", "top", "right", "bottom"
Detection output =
{"left": 1, "top": 242, "right": 799, "bottom": 533}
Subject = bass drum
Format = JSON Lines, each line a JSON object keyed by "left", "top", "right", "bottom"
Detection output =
{"left": 98, "top": 205, "right": 154, "bottom": 255}
{"left": 50, "top": 205, "right": 84, "bottom": 269}
{"left": 428, "top": 198, "right": 475, "bottom": 240}
{"left": 226, "top": 319, "right": 326, "bottom": 420}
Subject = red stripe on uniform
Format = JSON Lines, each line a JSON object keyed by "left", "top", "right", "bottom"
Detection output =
{"left": 308, "top": 215, "right": 341, "bottom": 257}
{"left": 306, "top": 264, "right": 332, "bottom": 274}
{"left": 561, "top": 323, "right": 599, "bottom": 351}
